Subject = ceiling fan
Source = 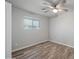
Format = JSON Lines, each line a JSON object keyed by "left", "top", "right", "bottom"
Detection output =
{"left": 41, "top": 0, "right": 68, "bottom": 13}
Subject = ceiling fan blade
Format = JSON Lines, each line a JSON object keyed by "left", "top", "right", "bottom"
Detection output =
{"left": 44, "top": 0, "right": 56, "bottom": 7}
{"left": 58, "top": 8, "right": 68, "bottom": 12}
{"left": 54, "top": 0, "right": 61, "bottom": 7}
{"left": 56, "top": 0, "right": 66, "bottom": 8}
{"left": 41, "top": 7, "right": 49, "bottom": 13}
{"left": 44, "top": 10, "right": 49, "bottom": 13}
{"left": 42, "top": 8, "right": 47, "bottom": 10}
{"left": 62, "top": 9, "right": 68, "bottom": 12}
{"left": 61, "top": 0, "right": 66, "bottom": 4}
{"left": 44, "top": 0, "right": 54, "bottom": 4}
{"left": 41, "top": 0, "right": 53, "bottom": 8}
{"left": 42, "top": 1, "right": 55, "bottom": 9}
{"left": 56, "top": 4, "right": 63, "bottom": 9}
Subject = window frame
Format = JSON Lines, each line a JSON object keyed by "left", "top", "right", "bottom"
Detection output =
{"left": 24, "top": 16, "right": 40, "bottom": 30}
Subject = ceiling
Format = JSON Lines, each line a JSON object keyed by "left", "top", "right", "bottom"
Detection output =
{"left": 6, "top": 0, "right": 74, "bottom": 17}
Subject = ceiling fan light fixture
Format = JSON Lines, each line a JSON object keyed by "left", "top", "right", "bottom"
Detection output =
{"left": 52, "top": 9, "right": 58, "bottom": 13}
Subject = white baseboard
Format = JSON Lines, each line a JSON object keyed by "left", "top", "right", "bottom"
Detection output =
{"left": 50, "top": 40, "right": 74, "bottom": 48}
{"left": 12, "top": 40, "right": 48, "bottom": 52}
{"left": 12, "top": 40, "right": 74, "bottom": 52}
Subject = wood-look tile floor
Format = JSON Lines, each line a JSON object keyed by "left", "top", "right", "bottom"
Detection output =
{"left": 12, "top": 41, "right": 74, "bottom": 59}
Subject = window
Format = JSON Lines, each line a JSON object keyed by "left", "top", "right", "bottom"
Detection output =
{"left": 24, "top": 19, "right": 32, "bottom": 29}
{"left": 33, "top": 20, "right": 40, "bottom": 29}
{"left": 24, "top": 17, "right": 40, "bottom": 30}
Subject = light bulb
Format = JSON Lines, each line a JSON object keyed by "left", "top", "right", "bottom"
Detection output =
{"left": 52, "top": 9, "right": 58, "bottom": 13}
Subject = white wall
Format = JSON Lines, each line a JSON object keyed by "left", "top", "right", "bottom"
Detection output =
{"left": 5, "top": 2, "right": 12, "bottom": 59}
{"left": 12, "top": 7, "right": 49, "bottom": 51}
{"left": 12, "top": 5, "right": 74, "bottom": 52}
{"left": 49, "top": 11, "right": 74, "bottom": 47}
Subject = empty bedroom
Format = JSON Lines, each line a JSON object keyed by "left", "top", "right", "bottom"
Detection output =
{"left": 5, "top": 0, "right": 74, "bottom": 59}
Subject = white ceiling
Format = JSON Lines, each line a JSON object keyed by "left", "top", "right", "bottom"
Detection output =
{"left": 6, "top": 0, "right": 74, "bottom": 17}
